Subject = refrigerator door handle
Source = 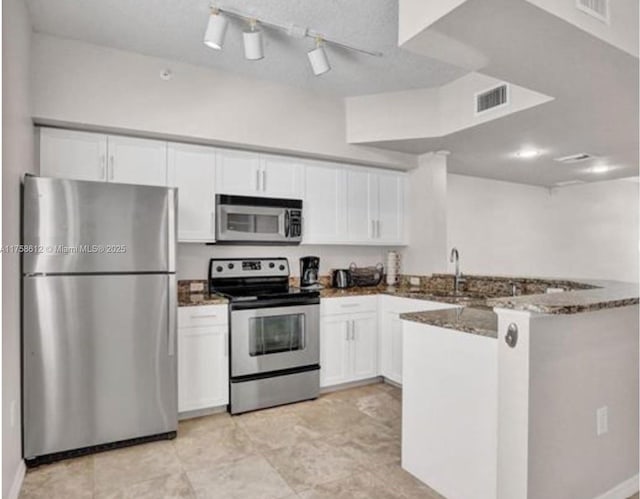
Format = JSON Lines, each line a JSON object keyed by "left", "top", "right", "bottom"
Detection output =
{"left": 167, "top": 188, "right": 177, "bottom": 272}
{"left": 168, "top": 274, "right": 177, "bottom": 356}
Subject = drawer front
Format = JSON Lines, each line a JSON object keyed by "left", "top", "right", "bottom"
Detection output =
{"left": 321, "top": 296, "right": 378, "bottom": 316}
{"left": 178, "top": 304, "right": 228, "bottom": 328}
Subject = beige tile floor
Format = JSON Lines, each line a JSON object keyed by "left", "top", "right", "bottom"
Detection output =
{"left": 20, "top": 382, "right": 445, "bottom": 499}
{"left": 18, "top": 381, "right": 640, "bottom": 499}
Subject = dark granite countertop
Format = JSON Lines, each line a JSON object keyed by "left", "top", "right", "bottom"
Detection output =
{"left": 400, "top": 307, "right": 498, "bottom": 338}
{"left": 487, "top": 281, "right": 639, "bottom": 314}
{"left": 177, "top": 276, "right": 639, "bottom": 316}
{"left": 178, "top": 280, "right": 228, "bottom": 307}
{"left": 178, "top": 292, "right": 228, "bottom": 307}
{"left": 320, "top": 285, "right": 491, "bottom": 308}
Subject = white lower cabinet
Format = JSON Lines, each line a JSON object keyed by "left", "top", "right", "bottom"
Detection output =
{"left": 177, "top": 305, "right": 229, "bottom": 413}
{"left": 379, "top": 296, "right": 460, "bottom": 385}
{"left": 320, "top": 297, "right": 378, "bottom": 388}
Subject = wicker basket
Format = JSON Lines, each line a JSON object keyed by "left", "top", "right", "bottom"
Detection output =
{"left": 348, "top": 263, "right": 384, "bottom": 287}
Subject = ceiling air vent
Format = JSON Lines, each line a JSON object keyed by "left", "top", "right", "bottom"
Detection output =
{"left": 576, "top": 0, "right": 609, "bottom": 24}
{"left": 554, "top": 153, "right": 594, "bottom": 164}
{"left": 554, "top": 180, "right": 585, "bottom": 187}
{"left": 475, "top": 84, "right": 509, "bottom": 114}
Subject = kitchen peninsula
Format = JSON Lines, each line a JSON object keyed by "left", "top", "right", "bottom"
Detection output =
{"left": 400, "top": 277, "right": 639, "bottom": 499}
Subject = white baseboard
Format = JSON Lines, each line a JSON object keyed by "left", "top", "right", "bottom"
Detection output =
{"left": 7, "top": 460, "right": 26, "bottom": 499}
{"left": 594, "top": 475, "right": 639, "bottom": 499}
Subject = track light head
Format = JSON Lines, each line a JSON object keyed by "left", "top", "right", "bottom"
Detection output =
{"left": 307, "top": 38, "right": 331, "bottom": 76}
{"left": 204, "top": 9, "right": 228, "bottom": 50}
{"left": 243, "top": 20, "right": 264, "bottom": 60}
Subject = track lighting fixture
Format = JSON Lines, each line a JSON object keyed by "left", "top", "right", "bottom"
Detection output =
{"left": 243, "top": 19, "right": 264, "bottom": 60}
{"left": 204, "top": 5, "right": 381, "bottom": 76}
{"left": 204, "top": 8, "right": 228, "bottom": 50}
{"left": 307, "top": 38, "right": 331, "bottom": 76}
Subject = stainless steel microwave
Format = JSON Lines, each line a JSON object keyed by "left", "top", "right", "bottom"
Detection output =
{"left": 215, "top": 194, "right": 302, "bottom": 244}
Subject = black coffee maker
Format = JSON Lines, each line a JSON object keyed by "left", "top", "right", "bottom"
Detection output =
{"left": 300, "top": 256, "right": 320, "bottom": 289}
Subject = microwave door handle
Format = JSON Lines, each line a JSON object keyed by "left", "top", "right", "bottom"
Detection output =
{"left": 284, "top": 210, "right": 290, "bottom": 237}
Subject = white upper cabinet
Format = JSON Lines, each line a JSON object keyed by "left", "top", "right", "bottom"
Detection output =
{"left": 40, "top": 128, "right": 108, "bottom": 182}
{"left": 216, "top": 150, "right": 303, "bottom": 199}
{"left": 39, "top": 128, "right": 405, "bottom": 246}
{"left": 346, "top": 168, "right": 373, "bottom": 243}
{"left": 343, "top": 168, "right": 406, "bottom": 245}
{"left": 303, "top": 162, "right": 347, "bottom": 244}
{"left": 372, "top": 171, "right": 405, "bottom": 244}
{"left": 107, "top": 136, "right": 168, "bottom": 186}
{"left": 259, "top": 155, "right": 304, "bottom": 199}
{"left": 168, "top": 143, "right": 216, "bottom": 242}
{"left": 39, "top": 128, "right": 168, "bottom": 187}
{"left": 215, "top": 149, "right": 261, "bottom": 196}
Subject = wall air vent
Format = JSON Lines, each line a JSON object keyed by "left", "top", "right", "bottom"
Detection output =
{"left": 475, "top": 84, "right": 509, "bottom": 114}
{"left": 576, "top": 0, "right": 609, "bottom": 24}
{"left": 554, "top": 153, "right": 594, "bottom": 164}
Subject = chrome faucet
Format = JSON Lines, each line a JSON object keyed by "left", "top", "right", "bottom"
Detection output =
{"left": 449, "top": 247, "right": 466, "bottom": 293}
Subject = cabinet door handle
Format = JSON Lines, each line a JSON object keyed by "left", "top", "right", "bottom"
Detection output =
{"left": 224, "top": 332, "right": 229, "bottom": 357}
{"left": 345, "top": 323, "right": 350, "bottom": 341}
{"left": 100, "top": 154, "right": 106, "bottom": 180}
{"left": 211, "top": 211, "right": 216, "bottom": 237}
{"left": 351, "top": 320, "right": 356, "bottom": 341}
{"left": 340, "top": 303, "right": 360, "bottom": 309}
{"left": 109, "top": 156, "right": 115, "bottom": 181}
{"left": 190, "top": 314, "right": 218, "bottom": 319}
{"left": 256, "top": 169, "right": 261, "bottom": 191}
{"left": 262, "top": 170, "right": 267, "bottom": 192}
{"left": 371, "top": 220, "right": 375, "bottom": 238}
{"left": 376, "top": 220, "right": 381, "bottom": 238}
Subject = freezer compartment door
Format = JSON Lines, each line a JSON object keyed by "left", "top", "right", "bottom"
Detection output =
{"left": 23, "top": 274, "right": 177, "bottom": 459}
{"left": 23, "top": 176, "right": 177, "bottom": 274}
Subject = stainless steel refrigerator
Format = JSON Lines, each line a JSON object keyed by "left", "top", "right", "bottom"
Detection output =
{"left": 22, "top": 175, "right": 178, "bottom": 465}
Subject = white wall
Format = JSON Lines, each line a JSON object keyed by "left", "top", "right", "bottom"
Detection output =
{"left": 497, "top": 306, "right": 639, "bottom": 499}
{"left": 30, "top": 33, "right": 416, "bottom": 171}
{"left": 527, "top": 306, "right": 639, "bottom": 499}
{"left": 397, "top": 0, "right": 467, "bottom": 45}
{"left": 447, "top": 174, "right": 640, "bottom": 282}
{"left": 525, "top": 0, "right": 638, "bottom": 57}
{"left": 177, "top": 244, "right": 390, "bottom": 281}
{"left": 398, "top": 0, "right": 638, "bottom": 58}
{"left": 3, "top": 0, "right": 36, "bottom": 496}
{"left": 402, "top": 153, "right": 448, "bottom": 275}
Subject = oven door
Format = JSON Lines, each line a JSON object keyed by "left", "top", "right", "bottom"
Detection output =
{"left": 231, "top": 303, "right": 319, "bottom": 378}
{"left": 216, "top": 204, "right": 288, "bottom": 243}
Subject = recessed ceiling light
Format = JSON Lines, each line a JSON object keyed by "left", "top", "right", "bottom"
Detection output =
{"left": 591, "top": 165, "right": 610, "bottom": 174}
{"left": 515, "top": 149, "right": 539, "bottom": 159}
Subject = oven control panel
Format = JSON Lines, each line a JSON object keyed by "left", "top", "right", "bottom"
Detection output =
{"left": 209, "top": 258, "right": 289, "bottom": 279}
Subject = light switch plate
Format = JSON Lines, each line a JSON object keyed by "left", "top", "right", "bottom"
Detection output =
{"left": 596, "top": 406, "right": 608, "bottom": 436}
{"left": 190, "top": 282, "right": 205, "bottom": 292}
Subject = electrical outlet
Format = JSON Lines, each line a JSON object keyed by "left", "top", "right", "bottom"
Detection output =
{"left": 409, "top": 277, "right": 420, "bottom": 286}
{"left": 10, "top": 400, "right": 16, "bottom": 428}
{"left": 596, "top": 406, "right": 608, "bottom": 436}
{"left": 190, "top": 282, "right": 204, "bottom": 292}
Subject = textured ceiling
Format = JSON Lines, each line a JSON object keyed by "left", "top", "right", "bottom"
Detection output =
{"left": 26, "top": 0, "right": 467, "bottom": 97}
